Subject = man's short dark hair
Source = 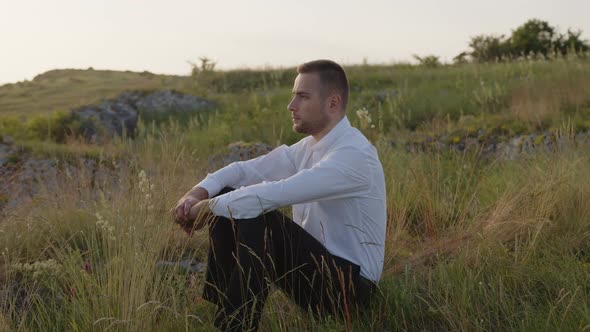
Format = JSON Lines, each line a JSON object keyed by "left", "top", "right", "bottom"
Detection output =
{"left": 297, "top": 59, "right": 349, "bottom": 111}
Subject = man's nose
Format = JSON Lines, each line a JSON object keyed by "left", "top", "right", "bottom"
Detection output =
{"left": 287, "top": 98, "right": 296, "bottom": 112}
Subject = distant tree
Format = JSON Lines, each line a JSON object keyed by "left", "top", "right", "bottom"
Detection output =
{"left": 468, "top": 34, "right": 510, "bottom": 62}
{"left": 461, "top": 19, "right": 589, "bottom": 62}
{"left": 188, "top": 56, "right": 216, "bottom": 76}
{"left": 413, "top": 54, "right": 442, "bottom": 68}
{"left": 554, "top": 29, "right": 589, "bottom": 56}
{"left": 508, "top": 19, "right": 556, "bottom": 58}
{"left": 453, "top": 51, "right": 470, "bottom": 64}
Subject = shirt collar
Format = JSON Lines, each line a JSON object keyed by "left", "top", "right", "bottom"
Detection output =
{"left": 310, "top": 116, "right": 351, "bottom": 154}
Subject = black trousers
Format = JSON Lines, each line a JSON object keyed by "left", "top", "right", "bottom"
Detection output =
{"left": 202, "top": 188, "right": 375, "bottom": 332}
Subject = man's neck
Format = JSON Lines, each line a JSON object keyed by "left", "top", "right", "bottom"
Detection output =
{"left": 312, "top": 115, "right": 345, "bottom": 142}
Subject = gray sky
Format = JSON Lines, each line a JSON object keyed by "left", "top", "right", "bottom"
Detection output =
{"left": 1, "top": 0, "right": 589, "bottom": 84}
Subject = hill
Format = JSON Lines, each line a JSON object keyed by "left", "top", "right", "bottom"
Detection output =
{"left": 0, "top": 69, "right": 192, "bottom": 116}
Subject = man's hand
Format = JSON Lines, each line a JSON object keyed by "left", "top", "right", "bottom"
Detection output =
{"left": 171, "top": 187, "right": 210, "bottom": 232}
{"left": 188, "top": 199, "right": 214, "bottom": 227}
{"left": 177, "top": 199, "right": 214, "bottom": 234}
{"left": 174, "top": 195, "right": 200, "bottom": 224}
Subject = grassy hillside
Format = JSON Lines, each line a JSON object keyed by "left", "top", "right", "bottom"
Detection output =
{"left": 1, "top": 59, "right": 590, "bottom": 331}
{"left": 2, "top": 59, "right": 590, "bottom": 141}
{"left": 0, "top": 69, "right": 194, "bottom": 116}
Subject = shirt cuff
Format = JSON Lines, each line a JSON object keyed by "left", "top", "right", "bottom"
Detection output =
{"left": 194, "top": 177, "right": 223, "bottom": 198}
{"left": 209, "top": 194, "right": 232, "bottom": 218}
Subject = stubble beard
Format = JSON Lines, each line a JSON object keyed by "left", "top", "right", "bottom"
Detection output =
{"left": 292, "top": 112, "right": 330, "bottom": 136}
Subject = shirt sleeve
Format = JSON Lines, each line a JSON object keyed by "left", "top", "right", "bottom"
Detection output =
{"left": 195, "top": 144, "right": 298, "bottom": 197}
{"left": 208, "top": 146, "right": 370, "bottom": 219}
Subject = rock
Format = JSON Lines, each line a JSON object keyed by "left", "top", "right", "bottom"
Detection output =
{"left": 156, "top": 259, "right": 206, "bottom": 274}
{"left": 398, "top": 129, "right": 590, "bottom": 160}
{"left": 72, "top": 90, "right": 215, "bottom": 142}
{"left": 0, "top": 144, "right": 13, "bottom": 168}
{"left": 543, "top": 133, "right": 557, "bottom": 152}
{"left": 497, "top": 137, "right": 522, "bottom": 160}
{"left": 453, "top": 140, "right": 466, "bottom": 152}
{"left": 521, "top": 135, "right": 535, "bottom": 154}
{"left": 135, "top": 90, "right": 214, "bottom": 114}
{"left": 481, "top": 141, "right": 497, "bottom": 157}
{"left": 75, "top": 98, "right": 138, "bottom": 140}
{"left": 556, "top": 135, "right": 573, "bottom": 151}
{"left": 2, "top": 136, "right": 15, "bottom": 145}
{"left": 0, "top": 154, "right": 129, "bottom": 213}
{"left": 463, "top": 138, "right": 479, "bottom": 153}
{"left": 576, "top": 132, "right": 589, "bottom": 145}
{"left": 208, "top": 142, "right": 274, "bottom": 171}
{"left": 404, "top": 142, "right": 419, "bottom": 154}
{"left": 0, "top": 279, "right": 32, "bottom": 312}
{"left": 375, "top": 90, "right": 399, "bottom": 102}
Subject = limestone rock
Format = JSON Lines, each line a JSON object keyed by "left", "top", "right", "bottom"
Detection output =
{"left": 0, "top": 144, "right": 14, "bottom": 168}
{"left": 0, "top": 154, "right": 129, "bottom": 213}
{"left": 72, "top": 90, "right": 215, "bottom": 141}
{"left": 403, "top": 130, "right": 589, "bottom": 160}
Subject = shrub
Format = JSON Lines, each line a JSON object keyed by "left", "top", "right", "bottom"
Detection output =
{"left": 26, "top": 111, "right": 82, "bottom": 143}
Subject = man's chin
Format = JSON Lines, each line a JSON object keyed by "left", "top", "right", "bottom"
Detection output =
{"left": 293, "top": 124, "right": 315, "bottom": 135}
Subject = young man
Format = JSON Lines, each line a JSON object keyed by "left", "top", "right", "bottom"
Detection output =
{"left": 173, "top": 59, "right": 386, "bottom": 331}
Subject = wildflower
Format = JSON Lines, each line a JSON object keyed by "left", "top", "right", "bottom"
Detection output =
{"left": 138, "top": 170, "right": 150, "bottom": 193}
{"left": 83, "top": 260, "right": 92, "bottom": 273}
{"left": 126, "top": 225, "right": 136, "bottom": 236}
{"left": 12, "top": 258, "right": 62, "bottom": 280}
{"left": 355, "top": 107, "right": 372, "bottom": 124}
{"left": 138, "top": 170, "right": 155, "bottom": 211}
{"left": 96, "top": 212, "right": 116, "bottom": 240}
{"left": 355, "top": 107, "right": 374, "bottom": 130}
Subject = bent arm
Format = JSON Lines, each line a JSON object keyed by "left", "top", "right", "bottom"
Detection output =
{"left": 209, "top": 147, "right": 370, "bottom": 219}
{"left": 195, "top": 144, "right": 298, "bottom": 197}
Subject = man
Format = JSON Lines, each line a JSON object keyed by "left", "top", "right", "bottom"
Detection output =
{"left": 173, "top": 59, "right": 386, "bottom": 331}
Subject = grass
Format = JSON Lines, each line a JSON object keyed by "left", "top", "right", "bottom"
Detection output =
{"left": 1, "top": 59, "right": 590, "bottom": 331}
{"left": 0, "top": 69, "right": 190, "bottom": 116}
{"left": 3, "top": 57, "right": 590, "bottom": 139}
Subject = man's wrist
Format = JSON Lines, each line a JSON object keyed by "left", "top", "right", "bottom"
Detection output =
{"left": 187, "top": 186, "right": 209, "bottom": 200}
{"left": 200, "top": 199, "right": 211, "bottom": 211}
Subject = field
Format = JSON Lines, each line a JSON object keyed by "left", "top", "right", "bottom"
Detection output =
{"left": 1, "top": 57, "right": 590, "bottom": 331}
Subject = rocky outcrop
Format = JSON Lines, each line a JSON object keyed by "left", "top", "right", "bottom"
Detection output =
{"left": 205, "top": 131, "right": 590, "bottom": 173}
{"left": 0, "top": 136, "right": 17, "bottom": 169}
{"left": 403, "top": 130, "right": 590, "bottom": 160}
{"left": 0, "top": 139, "right": 274, "bottom": 213}
{"left": 0, "top": 136, "right": 130, "bottom": 213}
{"left": 73, "top": 90, "right": 215, "bottom": 142}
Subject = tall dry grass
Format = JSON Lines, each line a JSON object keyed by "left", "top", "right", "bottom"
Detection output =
{"left": 1, "top": 125, "right": 588, "bottom": 330}
{"left": 1, "top": 59, "right": 590, "bottom": 330}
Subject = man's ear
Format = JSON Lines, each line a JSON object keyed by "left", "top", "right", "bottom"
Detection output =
{"left": 328, "top": 94, "right": 342, "bottom": 112}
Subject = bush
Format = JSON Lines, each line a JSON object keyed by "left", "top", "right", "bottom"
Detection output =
{"left": 26, "top": 111, "right": 82, "bottom": 143}
{"left": 0, "top": 117, "right": 27, "bottom": 138}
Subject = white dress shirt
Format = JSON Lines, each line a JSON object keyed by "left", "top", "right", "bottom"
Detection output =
{"left": 195, "top": 116, "right": 387, "bottom": 282}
